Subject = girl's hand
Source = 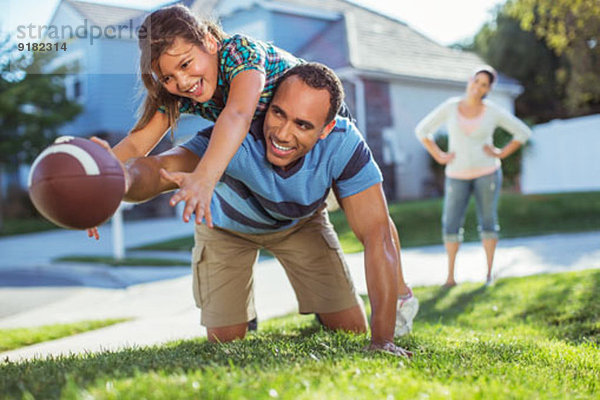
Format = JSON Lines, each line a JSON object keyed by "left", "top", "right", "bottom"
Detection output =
{"left": 483, "top": 144, "right": 502, "bottom": 158}
{"left": 435, "top": 151, "right": 456, "bottom": 165}
{"left": 87, "top": 227, "right": 100, "bottom": 240}
{"left": 85, "top": 137, "right": 125, "bottom": 241}
{"left": 159, "top": 169, "right": 214, "bottom": 227}
{"left": 90, "top": 136, "right": 129, "bottom": 190}
{"left": 90, "top": 136, "right": 117, "bottom": 159}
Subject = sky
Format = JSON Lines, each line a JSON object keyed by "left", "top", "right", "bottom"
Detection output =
{"left": 2, "top": 0, "right": 506, "bottom": 46}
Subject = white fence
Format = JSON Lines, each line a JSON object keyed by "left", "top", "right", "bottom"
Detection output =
{"left": 521, "top": 114, "right": 600, "bottom": 194}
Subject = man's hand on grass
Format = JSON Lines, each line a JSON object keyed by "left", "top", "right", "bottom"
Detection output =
{"left": 366, "top": 341, "right": 413, "bottom": 358}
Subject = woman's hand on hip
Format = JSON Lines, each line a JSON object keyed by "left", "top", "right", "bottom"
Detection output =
{"left": 483, "top": 144, "right": 502, "bottom": 158}
{"left": 435, "top": 151, "right": 456, "bottom": 165}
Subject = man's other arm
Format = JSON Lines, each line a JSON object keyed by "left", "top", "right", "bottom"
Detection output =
{"left": 339, "top": 183, "right": 398, "bottom": 348}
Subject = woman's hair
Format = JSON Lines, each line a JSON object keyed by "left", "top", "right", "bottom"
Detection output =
{"left": 473, "top": 65, "right": 497, "bottom": 87}
{"left": 133, "top": 5, "right": 227, "bottom": 134}
{"left": 278, "top": 62, "right": 344, "bottom": 124}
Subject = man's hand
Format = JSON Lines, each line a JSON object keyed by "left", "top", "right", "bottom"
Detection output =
{"left": 366, "top": 341, "right": 413, "bottom": 358}
{"left": 160, "top": 169, "right": 214, "bottom": 227}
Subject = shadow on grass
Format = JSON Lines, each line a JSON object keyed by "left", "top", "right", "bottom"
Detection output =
{"left": 517, "top": 270, "right": 600, "bottom": 345}
{"left": 417, "top": 285, "right": 488, "bottom": 324}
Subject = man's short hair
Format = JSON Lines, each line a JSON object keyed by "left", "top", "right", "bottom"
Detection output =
{"left": 278, "top": 62, "right": 344, "bottom": 124}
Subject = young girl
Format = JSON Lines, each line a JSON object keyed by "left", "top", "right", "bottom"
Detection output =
{"left": 89, "top": 4, "right": 302, "bottom": 238}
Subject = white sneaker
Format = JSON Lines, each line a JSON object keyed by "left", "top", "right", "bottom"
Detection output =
{"left": 395, "top": 289, "right": 419, "bottom": 337}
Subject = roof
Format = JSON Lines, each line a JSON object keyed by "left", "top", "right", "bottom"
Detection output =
{"left": 61, "top": 0, "right": 146, "bottom": 27}
{"left": 273, "top": 0, "right": 488, "bottom": 83}
{"left": 53, "top": 0, "right": 513, "bottom": 87}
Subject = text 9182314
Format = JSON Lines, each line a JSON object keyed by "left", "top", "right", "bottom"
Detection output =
{"left": 17, "top": 42, "right": 67, "bottom": 52}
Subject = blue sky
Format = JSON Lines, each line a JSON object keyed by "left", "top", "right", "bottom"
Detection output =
{"left": 3, "top": 0, "right": 505, "bottom": 46}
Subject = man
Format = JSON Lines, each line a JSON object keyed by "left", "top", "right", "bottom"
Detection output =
{"left": 102, "top": 62, "right": 417, "bottom": 355}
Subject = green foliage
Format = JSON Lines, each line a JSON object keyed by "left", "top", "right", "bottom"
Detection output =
{"left": 0, "top": 319, "right": 129, "bottom": 352}
{"left": 492, "top": 127, "right": 525, "bottom": 187}
{"left": 1, "top": 270, "right": 599, "bottom": 399}
{"left": 470, "top": 10, "right": 567, "bottom": 122}
{"left": 0, "top": 35, "right": 82, "bottom": 167}
{"left": 505, "top": 0, "right": 600, "bottom": 114}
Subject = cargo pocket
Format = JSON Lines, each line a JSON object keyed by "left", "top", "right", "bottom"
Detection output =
{"left": 191, "top": 243, "right": 207, "bottom": 308}
{"left": 320, "top": 228, "right": 342, "bottom": 251}
{"left": 319, "top": 228, "right": 356, "bottom": 299}
{"left": 320, "top": 228, "right": 349, "bottom": 273}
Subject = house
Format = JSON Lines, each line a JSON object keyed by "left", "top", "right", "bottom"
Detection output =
{"left": 45, "top": 0, "right": 523, "bottom": 201}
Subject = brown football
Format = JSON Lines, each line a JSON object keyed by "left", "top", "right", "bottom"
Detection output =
{"left": 28, "top": 136, "right": 125, "bottom": 230}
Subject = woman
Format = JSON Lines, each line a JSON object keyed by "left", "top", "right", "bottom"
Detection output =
{"left": 415, "top": 66, "right": 531, "bottom": 287}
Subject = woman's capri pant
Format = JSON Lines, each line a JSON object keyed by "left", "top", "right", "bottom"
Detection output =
{"left": 442, "top": 168, "right": 502, "bottom": 243}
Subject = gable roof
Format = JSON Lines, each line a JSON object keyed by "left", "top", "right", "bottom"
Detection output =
{"left": 273, "top": 0, "right": 487, "bottom": 83}
{"left": 53, "top": 0, "right": 514, "bottom": 87}
{"left": 61, "top": 0, "right": 146, "bottom": 27}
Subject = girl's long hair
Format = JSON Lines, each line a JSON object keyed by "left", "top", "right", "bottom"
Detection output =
{"left": 134, "top": 5, "right": 227, "bottom": 134}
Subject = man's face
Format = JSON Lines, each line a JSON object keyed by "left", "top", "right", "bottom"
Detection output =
{"left": 263, "top": 76, "right": 336, "bottom": 170}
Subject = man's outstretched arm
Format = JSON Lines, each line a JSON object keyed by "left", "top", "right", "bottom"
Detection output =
{"left": 91, "top": 137, "right": 200, "bottom": 203}
{"left": 123, "top": 147, "right": 198, "bottom": 203}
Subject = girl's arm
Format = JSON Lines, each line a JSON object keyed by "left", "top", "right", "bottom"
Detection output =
{"left": 113, "top": 110, "right": 170, "bottom": 162}
{"left": 166, "top": 69, "right": 266, "bottom": 226}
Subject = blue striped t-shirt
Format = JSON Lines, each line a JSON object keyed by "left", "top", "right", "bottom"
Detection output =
{"left": 181, "top": 116, "right": 383, "bottom": 234}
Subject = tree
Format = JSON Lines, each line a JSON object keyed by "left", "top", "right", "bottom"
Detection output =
{"left": 0, "top": 35, "right": 82, "bottom": 231}
{"left": 470, "top": 8, "right": 567, "bottom": 122}
{"left": 506, "top": 0, "right": 600, "bottom": 113}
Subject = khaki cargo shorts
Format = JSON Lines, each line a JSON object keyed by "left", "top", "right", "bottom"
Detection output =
{"left": 191, "top": 208, "right": 361, "bottom": 328}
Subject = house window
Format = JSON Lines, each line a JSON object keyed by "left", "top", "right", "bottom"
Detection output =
{"left": 65, "top": 75, "right": 85, "bottom": 103}
{"left": 73, "top": 79, "right": 82, "bottom": 99}
{"left": 44, "top": 50, "right": 85, "bottom": 103}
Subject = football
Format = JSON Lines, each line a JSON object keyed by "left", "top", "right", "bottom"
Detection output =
{"left": 28, "top": 136, "right": 125, "bottom": 230}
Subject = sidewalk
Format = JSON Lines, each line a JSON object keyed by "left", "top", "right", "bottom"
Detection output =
{"left": 1, "top": 219, "right": 599, "bottom": 362}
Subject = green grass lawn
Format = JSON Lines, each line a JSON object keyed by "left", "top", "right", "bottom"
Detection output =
{"left": 2, "top": 269, "right": 598, "bottom": 399}
{"left": 133, "top": 191, "right": 600, "bottom": 253}
{"left": 0, "top": 218, "right": 58, "bottom": 237}
{"left": 0, "top": 319, "right": 129, "bottom": 352}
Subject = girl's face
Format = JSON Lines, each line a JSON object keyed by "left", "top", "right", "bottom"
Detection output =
{"left": 466, "top": 72, "right": 492, "bottom": 101}
{"left": 156, "top": 36, "right": 219, "bottom": 103}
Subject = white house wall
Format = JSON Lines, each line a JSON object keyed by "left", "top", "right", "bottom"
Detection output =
{"left": 221, "top": 8, "right": 271, "bottom": 41}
